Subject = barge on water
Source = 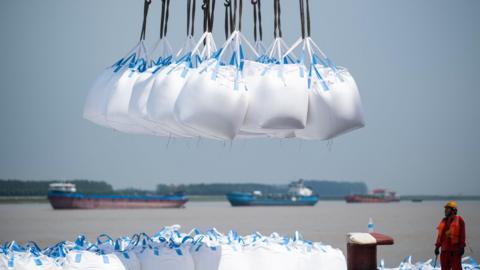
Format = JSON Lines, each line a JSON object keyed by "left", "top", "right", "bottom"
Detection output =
{"left": 226, "top": 180, "right": 319, "bottom": 206}
{"left": 345, "top": 189, "right": 399, "bottom": 203}
{"left": 47, "top": 183, "right": 188, "bottom": 209}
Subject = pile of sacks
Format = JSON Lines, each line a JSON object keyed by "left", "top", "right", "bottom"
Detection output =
{"left": 0, "top": 226, "right": 346, "bottom": 270}
{"left": 381, "top": 255, "right": 479, "bottom": 270}
{"left": 83, "top": 1, "right": 365, "bottom": 141}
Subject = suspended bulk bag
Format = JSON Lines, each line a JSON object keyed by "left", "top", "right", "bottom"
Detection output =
{"left": 295, "top": 38, "right": 364, "bottom": 140}
{"left": 146, "top": 37, "right": 203, "bottom": 137}
{"left": 243, "top": 41, "right": 308, "bottom": 131}
{"left": 128, "top": 37, "right": 174, "bottom": 136}
{"left": 83, "top": 47, "right": 138, "bottom": 128}
{"left": 104, "top": 41, "right": 153, "bottom": 134}
{"left": 174, "top": 31, "right": 253, "bottom": 140}
{"left": 84, "top": 0, "right": 153, "bottom": 133}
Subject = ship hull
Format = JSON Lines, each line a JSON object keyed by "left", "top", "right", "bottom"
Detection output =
{"left": 226, "top": 192, "right": 319, "bottom": 207}
{"left": 345, "top": 195, "right": 399, "bottom": 203}
{"left": 48, "top": 192, "right": 188, "bottom": 209}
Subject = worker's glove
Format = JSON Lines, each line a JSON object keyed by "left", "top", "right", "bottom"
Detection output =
{"left": 434, "top": 247, "right": 440, "bottom": 256}
{"left": 459, "top": 247, "right": 465, "bottom": 256}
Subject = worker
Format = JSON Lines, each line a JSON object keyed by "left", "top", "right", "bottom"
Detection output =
{"left": 434, "top": 201, "right": 466, "bottom": 270}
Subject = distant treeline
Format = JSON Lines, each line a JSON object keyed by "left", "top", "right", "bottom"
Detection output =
{"left": 0, "top": 180, "right": 115, "bottom": 196}
{"left": 156, "top": 180, "right": 368, "bottom": 197}
{"left": 0, "top": 179, "right": 367, "bottom": 197}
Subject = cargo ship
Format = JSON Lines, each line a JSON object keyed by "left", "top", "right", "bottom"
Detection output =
{"left": 226, "top": 180, "right": 319, "bottom": 206}
{"left": 345, "top": 189, "right": 400, "bottom": 203}
{"left": 47, "top": 183, "right": 188, "bottom": 209}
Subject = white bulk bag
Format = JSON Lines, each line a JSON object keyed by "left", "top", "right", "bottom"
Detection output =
{"left": 128, "top": 65, "right": 171, "bottom": 136}
{"left": 147, "top": 61, "right": 198, "bottom": 137}
{"left": 128, "top": 38, "right": 174, "bottom": 136}
{"left": 243, "top": 241, "right": 299, "bottom": 270}
{"left": 296, "top": 67, "right": 364, "bottom": 140}
{"left": 243, "top": 38, "right": 309, "bottom": 132}
{"left": 104, "top": 42, "right": 152, "bottom": 134}
{"left": 7, "top": 251, "right": 61, "bottom": 270}
{"left": 291, "top": 37, "right": 364, "bottom": 140}
{"left": 190, "top": 234, "right": 223, "bottom": 270}
{"left": 298, "top": 243, "right": 347, "bottom": 270}
{"left": 174, "top": 31, "right": 253, "bottom": 140}
{"left": 97, "top": 235, "right": 142, "bottom": 270}
{"left": 62, "top": 250, "right": 127, "bottom": 270}
{"left": 146, "top": 36, "right": 205, "bottom": 137}
{"left": 83, "top": 46, "right": 138, "bottom": 128}
{"left": 136, "top": 244, "right": 194, "bottom": 270}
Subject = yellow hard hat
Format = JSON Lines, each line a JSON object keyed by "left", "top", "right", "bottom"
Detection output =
{"left": 445, "top": 201, "right": 458, "bottom": 209}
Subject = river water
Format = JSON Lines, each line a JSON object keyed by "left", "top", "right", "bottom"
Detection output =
{"left": 0, "top": 201, "right": 478, "bottom": 267}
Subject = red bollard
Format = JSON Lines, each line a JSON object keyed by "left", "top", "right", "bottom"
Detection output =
{"left": 347, "top": 232, "right": 394, "bottom": 270}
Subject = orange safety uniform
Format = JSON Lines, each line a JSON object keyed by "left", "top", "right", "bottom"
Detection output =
{"left": 435, "top": 215, "right": 466, "bottom": 270}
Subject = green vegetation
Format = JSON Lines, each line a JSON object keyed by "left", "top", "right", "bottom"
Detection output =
{"left": 156, "top": 179, "right": 368, "bottom": 197}
{"left": 0, "top": 180, "right": 114, "bottom": 196}
{"left": 0, "top": 180, "right": 478, "bottom": 202}
{"left": 0, "top": 179, "right": 367, "bottom": 198}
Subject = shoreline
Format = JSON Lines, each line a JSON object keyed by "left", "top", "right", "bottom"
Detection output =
{"left": 1, "top": 195, "right": 480, "bottom": 204}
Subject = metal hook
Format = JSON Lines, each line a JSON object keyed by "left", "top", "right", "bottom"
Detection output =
{"left": 202, "top": 0, "right": 208, "bottom": 10}
{"left": 224, "top": 0, "right": 231, "bottom": 7}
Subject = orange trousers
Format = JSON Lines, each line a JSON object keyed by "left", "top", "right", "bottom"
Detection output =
{"left": 440, "top": 251, "right": 462, "bottom": 270}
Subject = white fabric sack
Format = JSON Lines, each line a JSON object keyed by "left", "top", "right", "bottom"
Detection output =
{"left": 83, "top": 64, "right": 122, "bottom": 128}
{"left": 128, "top": 68, "right": 170, "bottom": 136}
{"left": 190, "top": 237, "right": 222, "bottom": 270}
{"left": 298, "top": 243, "right": 347, "bottom": 270}
{"left": 243, "top": 36, "right": 309, "bottom": 133}
{"left": 216, "top": 243, "right": 250, "bottom": 270}
{"left": 136, "top": 244, "right": 194, "bottom": 270}
{"left": 243, "top": 60, "right": 308, "bottom": 131}
{"left": 62, "top": 250, "right": 127, "bottom": 270}
{"left": 146, "top": 62, "right": 198, "bottom": 137}
{"left": 83, "top": 44, "right": 140, "bottom": 129}
{"left": 174, "top": 61, "right": 249, "bottom": 140}
{"left": 6, "top": 252, "right": 61, "bottom": 270}
{"left": 97, "top": 239, "right": 142, "bottom": 270}
{"left": 104, "top": 60, "right": 152, "bottom": 134}
{"left": 242, "top": 242, "right": 299, "bottom": 270}
{"left": 295, "top": 67, "right": 364, "bottom": 140}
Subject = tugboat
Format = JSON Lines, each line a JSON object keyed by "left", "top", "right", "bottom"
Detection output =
{"left": 345, "top": 189, "right": 400, "bottom": 203}
{"left": 226, "top": 180, "right": 319, "bottom": 206}
{"left": 47, "top": 183, "right": 188, "bottom": 209}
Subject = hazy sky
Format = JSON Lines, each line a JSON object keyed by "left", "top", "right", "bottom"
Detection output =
{"left": 0, "top": 0, "right": 479, "bottom": 195}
